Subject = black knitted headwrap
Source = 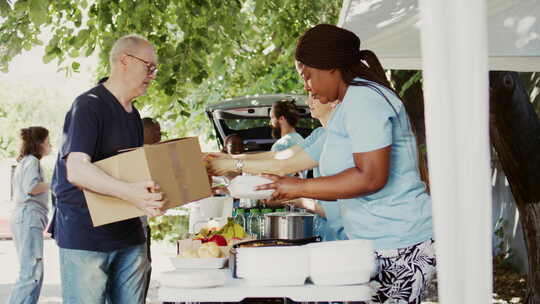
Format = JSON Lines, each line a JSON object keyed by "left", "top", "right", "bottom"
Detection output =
{"left": 295, "top": 24, "right": 395, "bottom": 95}
{"left": 295, "top": 24, "right": 361, "bottom": 69}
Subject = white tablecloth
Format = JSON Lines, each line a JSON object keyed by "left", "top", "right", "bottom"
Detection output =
{"left": 157, "top": 269, "right": 374, "bottom": 302}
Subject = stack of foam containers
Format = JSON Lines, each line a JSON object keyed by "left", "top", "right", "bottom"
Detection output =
{"left": 235, "top": 239, "right": 375, "bottom": 286}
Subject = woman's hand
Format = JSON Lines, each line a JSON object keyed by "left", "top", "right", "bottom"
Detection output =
{"left": 256, "top": 174, "right": 305, "bottom": 201}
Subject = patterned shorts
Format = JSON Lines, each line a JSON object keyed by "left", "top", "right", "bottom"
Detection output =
{"left": 362, "top": 239, "right": 437, "bottom": 304}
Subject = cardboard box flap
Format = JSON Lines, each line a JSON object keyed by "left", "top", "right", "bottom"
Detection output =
{"left": 171, "top": 138, "right": 212, "bottom": 202}
{"left": 145, "top": 137, "right": 211, "bottom": 209}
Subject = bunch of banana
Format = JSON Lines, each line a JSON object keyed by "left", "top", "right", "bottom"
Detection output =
{"left": 194, "top": 227, "right": 214, "bottom": 240}
{"left": 216, "top": 217, "right": 246, "bottom": 241}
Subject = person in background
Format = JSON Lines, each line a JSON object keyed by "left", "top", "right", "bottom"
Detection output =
{"left": 142, "top": 117, "right": 162, "bottom": 146}
{"left": 269, "top": 99, "right": 307, "bottom": 179}
{"left": 210, "top": 134, "right": 245, "bottom": 196}
{"left": 141, "top": 117, "right": 161, "bottom": 300}
{"left": 222, "top": 133, "right": 245, "bottom": 155}
{"left": 9, "top": 126, "right": 51, "bottom": 304}
{"left": 49, "top": 34, "right": 163, "bottom": 303}
{"left": 269, "top": 99, "right": 304, "bottom": 153}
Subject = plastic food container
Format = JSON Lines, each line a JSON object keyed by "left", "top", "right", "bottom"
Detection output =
{"left": 160, "top": 269, "right": 226, "bottom": 288}
{"left": 169, "top": 256, "right": 228, "bottom": 270}
{"left": 307, "top": 239, "right": 375, "bottom": 286}
{"left": 235, "top": 245, "right": 309, "bottom": 286}
{"left": 227, "top": 175, "right": 274, "bottom": 199}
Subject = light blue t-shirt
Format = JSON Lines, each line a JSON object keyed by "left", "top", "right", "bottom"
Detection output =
{"left": 12, "top": 155, "right": 49, "bottom": 216}
{"left": 300, "top": 127, "right": 347, "bottom": 241}
{"left": 305, "top": 79, "right": 433, "bottom": 250}
{"left": 271, "top": 132, "right": 305, "bottom": 152}
{"left": 272, "top": 132, "right": 306, "bottom": 178}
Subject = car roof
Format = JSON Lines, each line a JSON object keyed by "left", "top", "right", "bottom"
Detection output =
{"left": 205, "top": 94, "right": 308, "bottom": 112}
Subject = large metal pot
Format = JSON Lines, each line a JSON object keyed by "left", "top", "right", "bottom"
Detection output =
{"left": 263, "top": 212, "right": 315, "bottom": 240}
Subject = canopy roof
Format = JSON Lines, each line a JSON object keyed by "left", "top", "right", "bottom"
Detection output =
{"left": 338, "top": 0, "right": 540, "bottom": 71}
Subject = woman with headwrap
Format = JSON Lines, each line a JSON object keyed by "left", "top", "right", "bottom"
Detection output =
{"left": 257, "top": 24, "right": 435, "bottom": 303}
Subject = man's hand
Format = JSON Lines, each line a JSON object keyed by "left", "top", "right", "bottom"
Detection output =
{"left": 121, "top": 181, "right": 166, "bottom": 217}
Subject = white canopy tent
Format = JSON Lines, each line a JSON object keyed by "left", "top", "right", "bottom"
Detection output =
{"left": 338, "top": 0, "right": 540, "bottom": 71}
{"left": 339, "top": 0, "right": 539, "bottom": 303}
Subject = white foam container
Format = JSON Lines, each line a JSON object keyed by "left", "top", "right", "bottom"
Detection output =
{"left": 227, "top": 175, "right": 274, "bottom": 199}
{"left": 307, "top": 239, "right": 375, "bottom": 286}
{"left": 236, "top": 246, "right": 309, "bottom": 286}
{"left": 169, "top": 257, "right": 228, "bottom": 269}
{"left": 160, "top": 269, "right": 226, "bottom": 288}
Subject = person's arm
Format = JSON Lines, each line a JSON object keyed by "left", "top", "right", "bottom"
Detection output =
{"left": 293, "top": 198, "right": 327, "bottom": 218}
{"left": 257, "top": 146, "right": 391, "bottom": 201}
{"left": 234, "top": 150, "right": 276, "bottom": 160}
{"left": 66, "top": 152, "right": 164, "bottom": 217}
{"left": 29, "top": 182, "right": 49, "bottom": 195}
{"left": 209, "top": 146, "right": 317, "bottom": 176}
{"left": 207, "top": 145, "right": 303, "bottom": 161}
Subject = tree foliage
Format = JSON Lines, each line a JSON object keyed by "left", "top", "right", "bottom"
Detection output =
{"left": 0, "top": 83, "right": 68, "bottom": 158}
{"left": 1, "top": 0, "right": 341, "bottom": 140}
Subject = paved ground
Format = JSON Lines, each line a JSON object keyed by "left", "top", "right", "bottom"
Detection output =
{"left": 0, "top": 201, "right": 182, "bottom": 303}
{"left": 0, "top": 237, "right": 176, "bottom": 303}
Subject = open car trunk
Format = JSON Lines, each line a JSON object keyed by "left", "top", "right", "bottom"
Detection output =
{"left": 205, "top": 94, "right": 320, "bottom": 152}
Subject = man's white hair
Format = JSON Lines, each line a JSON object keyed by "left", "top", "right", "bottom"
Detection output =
{"left": 109, "top": 34, "right": 152, "bottom": 65}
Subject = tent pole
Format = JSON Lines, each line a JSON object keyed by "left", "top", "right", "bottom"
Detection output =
{"left": 418, "top": 0, "right": 493, "bottom": 302}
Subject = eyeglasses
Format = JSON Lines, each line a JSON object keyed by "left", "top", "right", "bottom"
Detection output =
{"left": 125, "top": 53, "right": 158, "bottom": 76}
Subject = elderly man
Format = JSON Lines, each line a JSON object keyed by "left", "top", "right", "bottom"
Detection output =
{"left": 49, "top": 34, "right": 162, "bottom": 303}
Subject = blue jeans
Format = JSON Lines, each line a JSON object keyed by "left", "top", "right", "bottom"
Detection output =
{"left": 8, "top": 204, "right": 48, "bottom": 304}
{"left": 59, "top": 243, "right": 148, "bottom": 304}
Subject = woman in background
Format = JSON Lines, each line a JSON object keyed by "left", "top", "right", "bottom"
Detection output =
{"left": 9, "top": 126, "right": 51, "bottom": 304}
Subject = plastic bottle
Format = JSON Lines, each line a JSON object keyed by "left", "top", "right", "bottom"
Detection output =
{"left": 247, "top": 209, "right": 261, "bottom": 238}
{"left": 234, "top": 208, "right": 247, "bottom": 232}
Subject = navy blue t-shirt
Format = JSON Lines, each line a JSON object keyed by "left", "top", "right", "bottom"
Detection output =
{"left": 50, "top": 84, "right": 145, "bottom": 252}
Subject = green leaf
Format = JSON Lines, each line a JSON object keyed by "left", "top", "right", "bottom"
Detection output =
{"left": 177, "top": 99, "right": 187, "bottom": 108}
{"left": 71, "top": 61, "right": 80, "bottom": 71}
{"left": 13, "top": 0, "right": 28, "bottom": 12}
{"left": 28, "top": 0, "right": 49, "bottom": 26}
{"left": 0, "top": 0, "right": 11, "bottom": 17}
{"left": 399, "top": 71, "right": 422, "bottom": 96}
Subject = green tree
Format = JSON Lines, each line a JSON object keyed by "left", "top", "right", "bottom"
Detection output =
{"left": 1, "top": 0, "right": 341, "bottom": 141}
{"left": 0, "top": 83, "right": 68, "bottom": 158}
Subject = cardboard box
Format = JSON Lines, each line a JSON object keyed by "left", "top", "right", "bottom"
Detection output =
{"left": 83, "top": 137, "right": 212, "bottom": 226}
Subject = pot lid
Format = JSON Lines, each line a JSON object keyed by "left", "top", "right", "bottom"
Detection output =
{"left": 264, "top": 211, "right": 315, "bottom": 217}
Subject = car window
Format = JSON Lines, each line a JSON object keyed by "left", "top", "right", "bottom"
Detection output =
{"left": 224, "top": 117, "right": 320, "bottom": 131}
{"left": 224, "top": 118, "right": 270, "bottom": 130}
